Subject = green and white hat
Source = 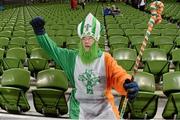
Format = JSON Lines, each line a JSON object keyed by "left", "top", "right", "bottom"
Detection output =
{"left": 77, "top": 13, "right": 101, "bottom": 41}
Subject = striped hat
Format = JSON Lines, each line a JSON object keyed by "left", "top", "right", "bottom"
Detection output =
{"left": 77, "top": 13, "right": 101, "bottom": 41}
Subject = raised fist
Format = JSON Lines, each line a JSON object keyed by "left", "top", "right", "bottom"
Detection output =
{"left": 30, "top": 16, "right": 45, "bottom": 35}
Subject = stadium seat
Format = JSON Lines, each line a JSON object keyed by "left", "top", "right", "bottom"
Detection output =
{"left": 130, "top": 36, "right": 152, "bottom": 54}
{"left": 14, "top": 26, "right": 25, "bottom": 31}
{"left": 32, "top": 69, "right": 68, "bottom": 117}
{"left": 125, "top": 29, "right": 145, "bottom": 37}
{"left": 0, "top": 48, "right": 4, "bottom": 75}
{"left": 53, "top": 36, "right": 66, "bottom": 47}
{"left": 119, "top": 71, "right": 158, "bottom": 119}
{"left": 120, "top": 23, "right": 134, "bottom": 29}
{"left": 0, "top": 68, "right": 30, "bottom": 113}
{"left": 175, "top": 36, "right": 180, "bottom": 48}
{"left": 8, "top": 37, "right": 26, "bottom": 48}
{"left": 107, "top": 29, "right": 124, "bottom": 37}
{"left": 66, "top": 36, "right": 79, "bottom": 50}
{"left": 112, "top": 48, "right": 136, "bottom": 71}
{"left": 162, "top": 71, "right": 180, "bottom": 119}
{"left": 160, "top": 29, "right": 178, "bottom": 37}
{"left": 153, "top": 36, "right": 174, "bottom": 55}
{"left": 26, "top": 36, "right": 40, "bottom": 56}
{"left": 171, "top": 49, "right": 180, "bottom": 71}
{"left": 109, "top": 36, "right": 129, "bottom": 52}
{"left": 0, "top": 30, "right": 12, "bottom": 38}
{"left": 12, "top": 30, "right": 26, "bottom": 37}
{"left": 142, "top": 48, "right": 169, "bottom": 83}
{"left": 3, "top": 47, "right": 26, "bottom": 70}
{"left": 0, "top": 37, "right": 9, "bottom": 49}
{"left": 55, "top": 29, "right": 72, "bottom": 37}
{"left": 106, "top": 23, "right": 120, "bottom": 30}
{"left": 27, "top": 48, "right": 50, "bottom": 77}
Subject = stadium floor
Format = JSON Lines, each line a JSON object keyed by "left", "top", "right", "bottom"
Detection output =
{"left": 0, "top": 89, "right": 167, "bottom": 120}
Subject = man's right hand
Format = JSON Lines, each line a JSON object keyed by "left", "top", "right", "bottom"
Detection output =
{"left": 30, "top": 16, "right": 45, "bottom": 35}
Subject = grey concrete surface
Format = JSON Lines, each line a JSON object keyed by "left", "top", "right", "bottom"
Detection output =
{"left": 0, "top": 92, "right": 167, "bottom": 120}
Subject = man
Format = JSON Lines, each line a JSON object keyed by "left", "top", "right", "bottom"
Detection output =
{"left": 138, "top": 0, "right": 146, "bottom": 11}
{"left": 30, "top": 13, "right": 139, "bottom": 119}
{"left": 71, "top": 0, "right": 78, "bottom": 10}
{"left": 131, "top": 0, "right": 139, "bottom": 9}
{"left": 79, "top": 0, "right": 85, "bottom": 10}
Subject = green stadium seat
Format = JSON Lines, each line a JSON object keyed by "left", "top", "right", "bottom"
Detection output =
{"left": 27, "top": 48, "right": 50, "bottom": 77}
{"left": 109, "top": 36, "right": 129, "bottom": 52}
{"left": 120, "top": 24, "right": 134, "bottom": 29}
{"left": 3, "top": 47, "right": 26, "bottom": 70}
{"left": 0, "top": 30, "right": 12, "bottom": 38}
{"left": 55, "top": 29, "right": 72, "bottom": 37}
{"left": 171, "top": 49, "right": 180, "bottom": 71}
{"left": 53, "top": 36, "right": 66, "bottom": 47}
{"left": 66, "top": 36, "right": 79, "bottom": 50}
{"left": 26, "top": 36, "right": 40, "bottom": 56}
{"left": 113, "top": 48, "right": 136, "bottom": 71}
{"left": 162, "top": 71, "right": 180, "bottom": 119}
{"left": 9, "top": 37, "right": 26, "bottom": 48}
{"left": 32, "top": 69, "right": 68, "bottom": 117}
{"left": 0, "top": 68, "right": 30, "bottom": 113}
{"left": 4, "top": 26, "right": 13, "bottom": 31}
{"left": 134, "top": 23, "right": 148, "bottom": 29}
{"left": 106, "top": 23, "right": 120, "bottom": 30}
{"left": 14, "top": 26, "right": 25, "bottom": 31}
{"left": 26, "top": 30, "right": 35, "bottom": 37}
{"left": 160, "top": 29, "right": 178, "bottom": 36}
{"left": 119, "top": 71, "right": 158, "bottom": 119}
{"left": 130, "top": 36, "right": 152, "bottom": 54}
{"left": 12, "top": 30, "right": 26, "bottom": 37}
{"left": 154, "top": 36, "right": 174, "bottom": 54}
{"left": 98, "top": 37, "right": 105, "bottom": 49}
{"left": 142, "top": 48, "right": 169, "bottom": 83}
{"left": 175, "top": 36, "right": 180, "bottom": 48}
{"left": 125, "top": 29, "right": 145, "bottom": 37}
{"left": 0, "top": 37, "right": 9, "bottom": 49}
{"left": 107, "top": 29, "right": 124, "bottom": 37}
{"left": 0, "top": 48, "right": 4, "bottom": 75}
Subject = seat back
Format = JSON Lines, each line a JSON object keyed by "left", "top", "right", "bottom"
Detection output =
{"left": 30, "top": 48, "right": 50, "bottom": 60}
{"left": 0, "top": 68, "right": 30, "bottom": 113}
{"left": 154, "top": 36, "right": 174, "bottom": 54}
{"left": 128, "top": 71, "right": 155, "bottom": 92}
{"left": 171, "top": 49, "right": 180, "bottom": 71}
{"left": 32, "top": 69, "right": 68, "bottom": 116}
{"left": 142, "top": 48, "right": 169, "bottom": 82}
{"left": 66, "top": 36, "right": 79, "bottom": 49}
{"left": 37, "top": 69, "right": 68, "bottom": 90}
{"left": 0, "top": 37, "right": 9, "bottom": 49}
{"left": 113, "top": 48, "right": 136, "bottom": 71}
{"left": 1, "top": 68, "right": 30, "bottom": 91}
{"left": 130, "top": 36, "right": 151, "bottom": 53}
{"left": 163, "top": 71, "right": 180, "bottom": 96}
{"left": 109, "top": 36, "right": 129, "bottom": 51}
{"left": 162, "top": 72, "right": 180, "bottom": 119}
{"left": 6, "top": 47, "right": 27, "bottom": 62}
{"left": 119, "top": 71, "right": 158, "bottom": 119}
{"left": 9, "top": 37, "right": 26, "bottom": 48}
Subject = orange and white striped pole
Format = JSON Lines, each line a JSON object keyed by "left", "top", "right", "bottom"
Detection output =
{"left": 120, "top": 1, "right": 164, "bottom": 119}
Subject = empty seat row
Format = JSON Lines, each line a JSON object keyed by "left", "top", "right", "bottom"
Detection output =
{"left": 0, "top": 68, "right": 68, "bottom": 117}
{"left": 0, "top": 68, "right": 180, "bottom": 119}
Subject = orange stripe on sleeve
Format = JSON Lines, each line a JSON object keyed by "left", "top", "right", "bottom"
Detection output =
{"left": 104, "top": 52, "right": 132, "bottom": 119}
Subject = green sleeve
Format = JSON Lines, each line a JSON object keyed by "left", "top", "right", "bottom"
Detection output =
{"left": 36, "top": 33, "right": 77, "bottom": 87}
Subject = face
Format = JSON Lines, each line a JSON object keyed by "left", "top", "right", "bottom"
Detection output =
{"left": 82, "top": 36, "right": 95, "bottom": 51}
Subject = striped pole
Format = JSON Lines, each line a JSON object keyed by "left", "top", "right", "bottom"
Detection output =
{"left": 120, "top": 1, "right": 164, "bottom": 119}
